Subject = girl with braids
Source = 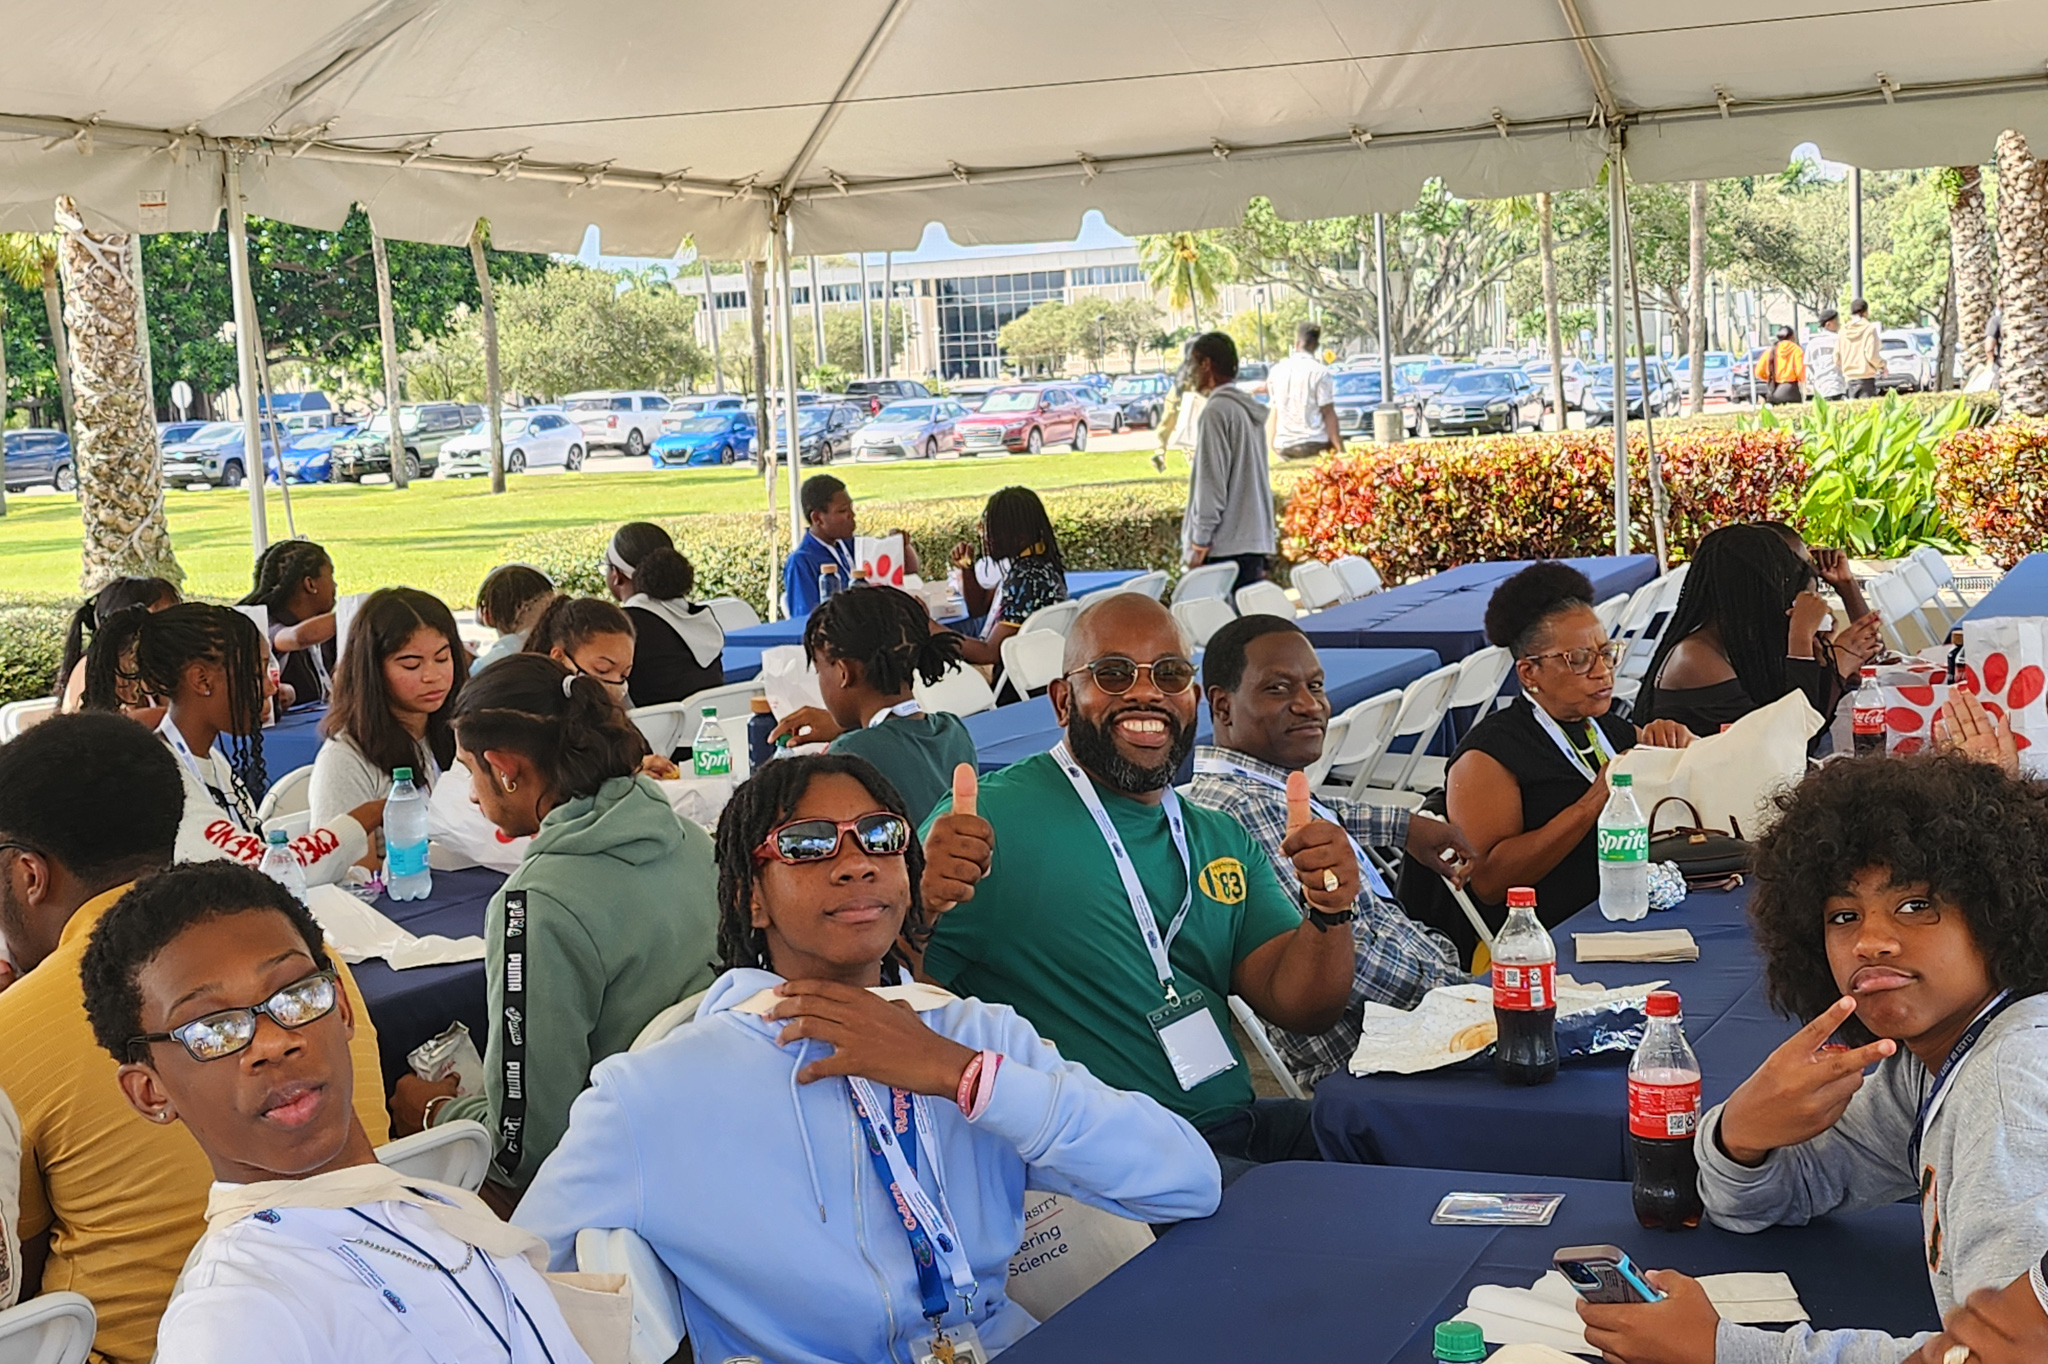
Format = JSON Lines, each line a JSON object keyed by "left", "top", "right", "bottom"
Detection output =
{"left": 239, "top": 538, "right": 339, "bottom": 709}
{"left": 310, "top": 588, "right": 470, "bottom": 828}
{"left": 392, "top": 652, "right": 716, "bottom": 1195}
{"left": 514, "top": 753, "right": 1220, "bottom": 1364}
{"left": 129, "top": 604, "right": 381, "bottom": 884}
{"left": 947, "top": 486, "right": 1070, "bottom": 667}
{"left": 769, "top": 584, "right": 979, "bottom": 823}
{"left": 603, "top": 521, "right": 725, "bottom": 706}
{"left": 77, "top": 601, "right": 177, "bottom": 730}
{"left": 54, "top": 575, "right": 179, "bottom": 713}
{"left": 471, "top": 563, "right": 556, "bottom": 674}
{"left": 1635, "top": 523, "right": 1883, "bottom": 741}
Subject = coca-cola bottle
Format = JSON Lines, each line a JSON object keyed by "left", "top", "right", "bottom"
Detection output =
{"left": 1492, "top": 887, "right": 1557, "bottom": 1086}
{"left": 1629, "top": 989, "right": 1704, "bottom": 1230}
{"left": 1852, "top": 665, "right": 1886, "bottom": 758}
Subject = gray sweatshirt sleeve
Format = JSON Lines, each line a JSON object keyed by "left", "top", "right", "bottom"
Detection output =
{"left": 1183, "top": 405, "right": 1230, "bottom": 548}
{"left": 1713, "top": 1320, "right": 1926, "bottom": 1364}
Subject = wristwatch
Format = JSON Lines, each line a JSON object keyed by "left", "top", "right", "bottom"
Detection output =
{"left": 1306, "top": 904, "right": 1356, "bottom": 932}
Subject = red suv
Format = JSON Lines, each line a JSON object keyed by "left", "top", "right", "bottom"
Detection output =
{"left": 953, "top": 385, "right": 1090, "bottom": 454}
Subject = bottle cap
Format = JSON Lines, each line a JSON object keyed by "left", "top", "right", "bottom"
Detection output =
{"left": 750, "top": 696, "right": 773, "bottom": 714}
{"left": 1862, "top": 664, "right": 1877, "bottom": 678}
{"left": 1433, "top": 1320, "right": 1486, "bottom": 1362}
{"left": 1611, "top": 772, "right": 1632, "bottom": 787}
{"left": 1506, "top": 886, "right": 1536, "bottom": 909}
{"left": 702, "top": 705, "right": 718, "bottom": 716}
{"left": 266, "top": 828, "right": 289, "bottom": 845}
{"left": 821, "top": 563, "right": 839, "bottom": 575}
{"left": 393, "top": 766, "right": 413, "bottom": 781}
{"left": 1647, "top": 989, "right": 1682, "bottom": 1017}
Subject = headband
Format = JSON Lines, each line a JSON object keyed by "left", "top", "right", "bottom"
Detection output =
{"left": 605, "top": 539, "right": 636, "bottom": 576}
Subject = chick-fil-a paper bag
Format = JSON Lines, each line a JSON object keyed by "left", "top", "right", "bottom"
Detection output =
{"left": 1960, "top": 617, "right": 2048, "bottom": 773}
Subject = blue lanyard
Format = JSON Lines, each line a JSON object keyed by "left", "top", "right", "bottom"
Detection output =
{"left": 1908, "top": 990, "right": 2021, "bottom": 1172}
{"left": 848, "top": 1082, "right": 953, "bottom": 1324}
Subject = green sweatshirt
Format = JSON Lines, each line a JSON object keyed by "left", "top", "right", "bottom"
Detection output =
{"left": 439, "top": 774, "right": 720, "bottom": 1188}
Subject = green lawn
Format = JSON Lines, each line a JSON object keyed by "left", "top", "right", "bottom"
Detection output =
{"left": 0, "top": 446, "right": 1178, "bottom": 604}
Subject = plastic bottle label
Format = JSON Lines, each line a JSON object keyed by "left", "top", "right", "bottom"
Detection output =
{"left": 1853, "top": 703, "right": 1884, "bottom": 734}
{"left": 1492, "top": 961, "right": 1555, "bottom": 1011}
{"left": 693, "top": 746, "right": 731, "bottom": 777}
{"left": 1627, "top": 1077, "right": 1702, "bottom": 1138}
{"left": 387, "top": 840, "right": 430, "bottom": 877}
{"left": 1597, "top": 826, "right": 1648, "bottom": 863}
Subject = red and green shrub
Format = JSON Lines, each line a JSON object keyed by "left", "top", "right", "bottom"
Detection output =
{"left": 1934, "top": 418, "right": 2048, "bottom": 569}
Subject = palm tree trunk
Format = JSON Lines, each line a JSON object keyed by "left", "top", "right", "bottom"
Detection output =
{"left": 1687, "top": 181, "right": 1708, "bottom": 415}
{"left": 467, "top": 223, "right": 505, "bottom": 493}
{"left": 1539, "top": 194, "right": 1565, "bottom": 428}
{"left": 39, "top": 248, "right": 77, "bottom": 433}
{"left": 53, "top": 196, "right": 181, "bottom": 588}
{"left": 1948, "top": 164, "right": 1997, "bottom": 376}
{"left": 1937, "top": 254, "right": 1959, "bottom": 391}
{"left": 1995, "top": 130, "right": 2048, "bottom": 417}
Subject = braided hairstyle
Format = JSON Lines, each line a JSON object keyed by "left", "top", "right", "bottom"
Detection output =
{"left": 803, "top": 584, "right": 962, "bottom": 696}
{"left": 610, "top": 522, "right": 696, "bottom": 602}
{"left": 476, "top": 564, "right": 555, "bottom": 633}
{"left": 129, "top": 604, "right": 271, "bottom": 797}
{"left": 56, "top": 576, "right": 179, "bottom": 696}
{"left": 449, "top": 652, "right": 643, "bottom": 803}
{"left": 521, "top": 596, "right": 636, "bottom": 659}
{"left": 1639, "top": 524, "right": 1816, "bottom": 725}
{"left": 239, "top": 539, "right": 332, "bottom": 615}
{"left": 80, "top": 603, "right": 159, "bottom": 714}
{"left": 981, "top": 486, "right": 1065, "bottom": 574}
{"left": 712, "top": 753, "right": 928, "bottom": 975}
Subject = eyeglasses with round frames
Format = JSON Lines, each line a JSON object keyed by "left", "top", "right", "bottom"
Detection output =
{"left": 1063, "top": 656, "right": 1198, "bottom": 696}
{"left": 130, "top": 969, "right": 340, "bottom": 1063}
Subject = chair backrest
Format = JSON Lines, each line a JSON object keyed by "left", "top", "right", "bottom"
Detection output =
{"left": 914, "top": 663, "right": 999, "bottom": 718}
{"left": 375, "top": 1119, "right": 494, "bottom": 1192}
{"left": 1867, "top": 568, "right": 1937, "bottom": 653}
{"left": 1114, "top": 569, "right": 1169, "bottom": 601}
{"left": 630, "top": 682, "right": 766, "bottom": 756}
{"left": 1302, "top": 711, "right": 1351, "bottom": 789}
{"left": 998, "top": 629, "right": 1068, "bottom": 702}
{"left": 1233, "top": 580, "right": 1297, "bottom": 619}
{"left": 1169, "top": 561, "right": 1240, "bottom": 606}
{"left": 701, "top": 595, "right": 762, "bottom": 632}
{"left": 1913, "top": 545, "right": 1957, "bottom": 590}
{"left": 1227, "top": 994, "right": 1306, "bottom": 1101}
{"left": 1004, "top": 1192, "right": 1156, "bottom": 1323}
{"left": 1592, "top": 593, "right": 1630, "bottom": 636}
{"left": 631, "top": 988, "right": 709, "bottom": 1051}
{"left": 1317, "top": 689, "right": 1404, "bottom": 792}
{"left": 0, "top": 1292, "right": 96, "bottom": 1364}
{"left": 1332, "top": 554, "right": 1384, "bottom": 599}
{"left": 1289, "top": 560, "right": 1347, "bottom": 612}
{"left": 1170, "top": 597, "right": 1237, "bottom": 648}
{"left": 1896, "top": 555, "right": 1957, "bottom": 631}
{"left": 1019, "top": 598, "right": 1081, "bottom": 636}
{"left": 1371, "top": 662, "right": 1463, "bottom": 794}
{"left": 255, "top": 764, "right": 315, "bottom": 839}
{"left": 0, "top": 698, "right": 57, "bottom": 743}
{"left": 576, "top": 1227, "right": 686, "bottom": 1364}
{"left": 1447, "top": 645, "right": 1514, "bottom": 712}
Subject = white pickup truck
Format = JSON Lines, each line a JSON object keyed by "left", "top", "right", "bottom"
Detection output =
{"left": 562, "top": 391, "right": 674, "bottom": 457}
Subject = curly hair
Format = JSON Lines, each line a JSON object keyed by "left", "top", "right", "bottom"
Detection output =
{"left": 1483, "top": 561, "right": 1597, "bottom": 656}
{"left": 712, "top": 753, "right": 927, "bottom": 976}
{"left": 1750, "top": 754, "right": 2048, "bottom": 1042}
{"left": 56, "top": 576, "right": 179, "bottom": 696}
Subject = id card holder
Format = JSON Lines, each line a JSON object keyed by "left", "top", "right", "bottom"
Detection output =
{"left": 917, "top": 1319, "right": 989, "bottom": 1364}
{"left": 1146, "top": 987, "right": 1238, "bottom": 1091}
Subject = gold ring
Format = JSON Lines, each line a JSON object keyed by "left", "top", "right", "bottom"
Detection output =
{"left": 1944, "top": 1346, "right": 1972, "bottom": 1364}
{"left": 1321, "top": 869, "right": 1340, "bottom": 893}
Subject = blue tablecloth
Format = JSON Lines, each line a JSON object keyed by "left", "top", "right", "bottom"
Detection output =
{"left": 1959, "top": 552, "right": 2048, "bottom": 625}
{"left": 1301, "top": 555, "right": 1660, "bottom": 661}
{"left": 727, "top": 568, "right": 1148, "bottom": 649}
{"left": 1312, "top": 881, "right": 1786, "bottom": 1180}
{"left": 963, "top": 647, "right": 1442, "bottom": 774}
{"left": 350, "top": 866, "right": 503, "bottom": 1091}
{"left": 996, "top": 1163, "right": 1936, "bottom": 1364}
{"left": 260, "top": 706, "right": 328, "bottom": 795}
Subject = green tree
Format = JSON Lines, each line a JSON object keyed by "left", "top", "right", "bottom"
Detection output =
{"left": 997, "top": 301, "right": 1076, "bottom": 374}
{"left": 1864, "top": 176, "right": 1951, "bottom": 326}
{"left": 497, "top": 263, "right": 708, "bottom": 396}
{"left": 1137, "top": 232, "right": 1233, "bottom": 328}
{"left": 1097, "top": 298, "right": 1164, "bottom": 372}
{"left": 399, "top": 308, "right": 487, "bottom": 400}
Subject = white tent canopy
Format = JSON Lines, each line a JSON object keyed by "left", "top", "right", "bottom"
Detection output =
{"left": 4, "top": 0, "right": 2046, "bottom": 257}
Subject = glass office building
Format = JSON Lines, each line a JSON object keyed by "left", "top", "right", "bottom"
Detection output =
{"left": 932, "top": 270, "right": 1068, "bottom": 379}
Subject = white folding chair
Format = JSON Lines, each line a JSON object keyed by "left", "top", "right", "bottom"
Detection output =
{"left": 1415, "top": 645, "right": 1514, "bottom": 771}
{"left": 1233, "top": 580, "right": 1297, "bottom": 619}
{"left": 1019, "top": 599, "right": 1081, "bottom": 636}
{"left": 997, "top": 629, "right": 1067, "bottom": 703}
{"left": 915, "top": 663, "right": 999, "bottom": 718}
{"left": 1313, "top": 689, "right": 1404, "bottom": 804}
{"left": 1357, "top": 662, "right": 1464, "bottom": 805}
{"left": 1169, "top": 562, "right": 1240, "bottom": 606}
{"left": 0, "top": 698, "right": 57, "bottom": 742}
{"left": 1868, "top": 568, "right": 1939, "bottom": 654}
{"left": 1897, "top": 556, "right": 1959, "bottom": 634}
{"left": 1113, "top": 569, "right": 1169, "bottom": 601}
{"left": 632, "top": 988, "right": 709, "bottom": 1051}
{"left": 1303, "top": 711, "right": 1352, "bottom": 790}
{"left": 701, "top": 595, "right": 761, "bottom": 632}
{"left": 1913, "top": 547, "right": 1973, "bottom": 620}
{"left": 0, "top": 1292, "right": 95, "bottom": 1364}
{"left": 1171, "top": 597, "right": 1237, "bottom": 648}
{"left": 1289, "top": 560, "right": 1347, "bottom": 612}
{"left": 1332, "top": 554, "right": 1384, "bottom": 599}
{"left": 577, "top": 1227, "right": 687, "bottom": 1364}
{"left": 375, "top": 1120, "right": 494, "bottom": 1192}
{"left": 1592, "top": 594, "right": 1630, "bottom": 636}
{"left": 629, "top": 681, "right": 766, "bottom": 756}
{"left": 1228, "top": 994, "right": 1307, "bottom": 1101}
{"left": 256, "top": 764, "right": 316, "bottom": 840}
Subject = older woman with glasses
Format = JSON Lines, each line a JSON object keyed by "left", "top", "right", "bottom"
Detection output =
{"left": 1420, "top": 563, "right": 1694, "bottom": 958}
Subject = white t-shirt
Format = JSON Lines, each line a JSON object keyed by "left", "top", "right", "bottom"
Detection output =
{"left": 310, "top": 732, "right": 438, "bottom": 830}
{"left": 0, "top": 1087, "right": 20, "bottom": 1311}
{"left": 1266, "top": 351, "right": 1334, "bottom": 447}
{"left": 158, "top": 1196, "right": 593, "bottom": 1364}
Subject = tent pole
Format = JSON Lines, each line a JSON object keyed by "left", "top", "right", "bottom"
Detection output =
{"left": 859, "top": 254, "right": 875, "bottom": 378}
{"left": 702, "top": 258, "right": 725, "bottom": 393}
{"left": 808, "top": 254, "right": 826, "bottom": 377}
{"left": 224, "top": 153, "right": 269, "bottom": 558}
{"left": 1619, "top": 162, "right": 1670, "bottom": 569}
{"left": 1607, "top": 137, "right": 1629, "bottom": 558}
{"left": 745, "top": 258, "right": 780, "bottom": 618}
{"left": 881, "top": 252, "right": 894, "bottom": 377}
{"left": 775, "top": 219, "right": 804, "bottom": 549}
{"left": 1373, "top": 212, "right": 1400, "bottom": 445}
{"left": 371, "top": 228, "right": 409, "bottom": 489}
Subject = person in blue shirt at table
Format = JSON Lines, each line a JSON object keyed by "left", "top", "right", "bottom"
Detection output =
{"left": 514, "top": 753, "right": 1219, "bottom": 1364}
{"left": 1187, "top": 614, "right": 1475, "bottom": 1088}
{"left": 782, "top": 474, "right": 922, "bottom": 617}
{"left": 1578, "top": 755, "right": 2048, "bottom": 1364}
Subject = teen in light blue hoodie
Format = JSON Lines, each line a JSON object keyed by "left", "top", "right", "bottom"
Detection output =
{"left": 516, "top": 753, "right": 1221, "bottom": 1364}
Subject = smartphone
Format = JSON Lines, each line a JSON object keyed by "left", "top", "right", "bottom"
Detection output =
{"left": 1552, "top": 1244, "right": 1665, "bottom": 1304}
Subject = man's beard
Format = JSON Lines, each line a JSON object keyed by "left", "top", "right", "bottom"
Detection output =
{"left": 1068, "top": 704, "right": 1196, "bottom": 794}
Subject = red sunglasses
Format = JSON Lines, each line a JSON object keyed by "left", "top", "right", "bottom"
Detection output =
{"left": 753, "top": 812, "right": 913, "bottom": 865}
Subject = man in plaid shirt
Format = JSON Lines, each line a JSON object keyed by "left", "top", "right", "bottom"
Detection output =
{"left": 1189, "top": 615, "right": 1476, "bottom": 1088}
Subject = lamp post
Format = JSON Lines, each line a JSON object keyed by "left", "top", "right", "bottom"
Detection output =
{"left": 1095, "top": 312, "right": 1107, "bottom": 371}
{"left": 1254, "top": 287, "right": 1269, "bottom": 363}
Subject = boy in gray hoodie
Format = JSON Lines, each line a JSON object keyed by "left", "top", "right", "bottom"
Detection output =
{"left": 1579, "top": 755, "right": 2048, "bottom": 1364}
{"left": 1180, "top": 330, "right": 1277, "bottom": 587}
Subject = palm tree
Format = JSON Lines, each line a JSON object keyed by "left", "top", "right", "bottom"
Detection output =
{"left": 1686, "top": 181, "right": 1708, "bottom": 415}
{"left": 0, "top": 233, "right": 77, "bottom": 434}
{"left": 1945, "top": 165, "right": 1997, "bottom": 377}
{"left": 1138, "top": 231, "right": 1232, "bottom": 330}
{"left": 1995, "top": 130, "right": 2048, "bottom": 417}
{"left": 0, "top": 236, "right": 40, "bottom": 516}
{"left": 1537, "top": 193, "right": 1566, "bottom": 423}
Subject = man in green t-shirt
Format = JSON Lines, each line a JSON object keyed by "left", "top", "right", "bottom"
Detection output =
{"left": 919, "top": 593, "right": 1358, "bottom": 1183}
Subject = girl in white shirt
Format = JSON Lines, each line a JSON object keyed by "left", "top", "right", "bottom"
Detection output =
{"left": 472, "top": 564, "right": 556, "bottom": 675}
{"left": 311, "top": 589, "right": 469, "bottom": 829}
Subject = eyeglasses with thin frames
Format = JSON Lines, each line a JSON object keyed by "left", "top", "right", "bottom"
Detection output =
{"left": 1063, "top": 656, "right": 1198, "bottom": 696}
{"left": 1521, "top": 641, "right": 1624, "bottom": 676}
{"left": 129, "top": 969, "right": 341, "bottom": 1063}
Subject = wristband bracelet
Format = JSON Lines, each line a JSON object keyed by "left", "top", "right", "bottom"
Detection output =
{"left": 954, "top": 1053, "right": 983, "bottom": 1112}
{"left": 421, "top": 1094, "right": 455, "bottom": 1128}
{"left": 957, "top": 1050, "right": 1002, "bottom": 1121}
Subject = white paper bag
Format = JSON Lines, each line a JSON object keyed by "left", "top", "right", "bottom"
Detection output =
{"left": 333, "top": 592, "right": 369, "bottom": 657}
{"left": 760, "top": 644, "right": 826, "bottom": 719}
{"left": 1960, "top": 617, "right": 2048, "bottom": 774}
{"left": 1608, "top": 689, "right": 1819, "bottom": 841}
{"left": 854, "top": 533, "right": 908, "bottom": 586}
{"left": 427, "top": 770, "right": 530, "bottom": 872}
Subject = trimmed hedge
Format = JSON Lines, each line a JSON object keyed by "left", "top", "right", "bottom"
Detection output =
{"left": 1625, "top": 389, "right": 2000, "bottom": 438}
{"left": 0, "top": 603, "right": 68, "bottom": 708}
{"left": 1934, "top": 418, "right": 2048, "bottom": 569}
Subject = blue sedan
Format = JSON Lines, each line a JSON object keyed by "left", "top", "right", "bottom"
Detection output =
{"left": 651, "top": 411, "right": 755, "bottom": 466}
{"left": 267, "top": 425, "right": 359, "bottom": 484}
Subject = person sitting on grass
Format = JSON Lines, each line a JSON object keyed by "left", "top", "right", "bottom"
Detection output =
{"left": 769, "top": 583, "right": 979, "bottom": 825}
{"left": 240, "top": 539, "right": 340, "bottom": 710}
{"left": 603, "top": 522, "right": 725, "bottom": 706}
{"left": 948, "top": 486, "right": 1071, "bottom": 669}
{"left": 80, "top": 861, "right": 595, "bottom": 1364}
{"left": 1577, "top": 754, "right": 2048, "bottom": 1364}
{"left": 514, "top": 753, "right": 1219, "bottom": 1364}
{"left": 471, "top": 564, "right": 556, "bottom": 674}
{"left": 54, "top": 574, "right": 180, "bottom": 713}
{"left": 311, "top": 588, "right": 469, "bottom": 830}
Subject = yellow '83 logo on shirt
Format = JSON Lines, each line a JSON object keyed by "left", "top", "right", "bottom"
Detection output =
{"left": 1198, "top": 857, "right": 1248, "bottom": 904}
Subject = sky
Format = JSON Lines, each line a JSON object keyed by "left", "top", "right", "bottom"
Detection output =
{"left": 574, "top": 209, "right": 1134, "bottom": 274}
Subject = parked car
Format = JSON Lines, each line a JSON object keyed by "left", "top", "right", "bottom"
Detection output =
{"left": 562, "top": 390, "right": 672, "bottom": 456}
{"left": 1070, "top": 385, "right": 1127, "bottom": 435}
{"left": 948, "top": 383, "right": 998, "bottom": 412}
{"left": 854, "top": 399, "right": 969, "bottom": 461}
{"left": 954, "top": 385, "right": 1090, "bottom": 454}
{"left": 769, "top": 402, "right": 865, "bottom": 465}
{"left": 162, "top": 420, "right": 284, "bottom": 488}
{"left": 1581, "top": 361, "right": 1678, "bottom": 425}
{"left": 1331, "top": 370, "right": 1386, "bottom": 441}
{"left": 668, "top": 395, "right": 748, "bottom": 419}
{"left": 1409, "top": 362, "right": 1475, "bottom": 406}
{"left": 2, "top": 428, "right": 75, "bottom": 492}
{"left": 330, "top": 402, "right": 475, "bottom": 482}
{"left": 156, "top": 420, "right": 207, "bottom": 448}
{"left": 267, "top": 424, "right": 359, "bottom": 484}
{"left": 1879, "top": 330, "right": 1928, "bottom": 392}
{"left": 1107, "top": 373, "right": 1172, "bottom": 428}
{"left": 1668, "top": 350, "right": 1738, "bottom": 401}
{"left": 1522, "top": 357, "right": 1591, "bottom": 411}
{"left": 651, "top": 409, "right": 756, "bottom": 466}
{"left": 1422, "top": 367, "right": 1545, "bottom": 436}
{"left": 844, "top": 378, "right": 933, "bottom": 416}
{"left": 259, "top": 391, "right": 338, "bottom": 422}
{"left": 439, "top": 410, "right": 587, "bottom": 478}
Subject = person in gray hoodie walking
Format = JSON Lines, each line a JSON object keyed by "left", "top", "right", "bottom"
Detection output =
{"left": 1180, "top": 331, "right": 1277, "bottom": 586}
{"left": 1578, "top": 755, "right": 2048, "bottom": 1364}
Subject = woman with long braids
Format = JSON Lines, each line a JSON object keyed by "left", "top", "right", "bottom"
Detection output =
{"left": 53, "top": 575, "right": 179, "bottom": 712}
{"left": 128, "top": 604, "right": 381, "bottom": 883}
{"left": 310, "top": 587, "right": 470, "bottom": 828}
{"left": 603, "top": 521, "right": 724, "bottom": 706}
{"left": 515, "top": 753, "right": 1220, "bottom": 1364}
{"left": 948, "top": 486, "right": 1071, "bottom": 667}
{"left": 76, "top": 600, "right": 178, "bottom": 730}
{"left": 391, "top": 652, "right": 717, "bottom": 1198}
{"left": 239, "top": 538, "right": 339, "bottom": 709}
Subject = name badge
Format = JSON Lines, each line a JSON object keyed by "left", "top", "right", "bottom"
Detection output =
{"left": 1146, "top": 987, "right": 1238, "bottom": 1091}
{"left": 918, "top": 1319, "right": 989, "bottom": 1364}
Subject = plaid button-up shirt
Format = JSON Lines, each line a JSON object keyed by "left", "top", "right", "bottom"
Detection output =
{"left": 1187, "top": 745, "right": 1468, "bottom": 1088}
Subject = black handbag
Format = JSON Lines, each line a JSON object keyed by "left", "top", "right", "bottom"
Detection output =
{"left": 1647, "top": 796, "right": 1752, "bottom": 888}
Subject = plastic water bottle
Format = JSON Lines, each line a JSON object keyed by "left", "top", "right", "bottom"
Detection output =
{"left": 1597, "top": 772, "right": 1650, "bottom": 921}
{"left": 259, "top": 828, "right": 308, "bottom": 904}
{"left": 692, "top": 707, "right": 732, "bottom": 778}
{"left": 1629, "top": 989, "right": 1705, "bottom": 1230}
{"left": 817, "top": 561, "right": 842, "bottom": 606}
{"left": 1491, "top": 887, "right": 1558, "bottom": 1086}
{"left": 1432, "top": 1321, "right": 1486, "bottom": 1364}
{"left": 1852, "top": 665, "right": 1887, "bottom": 758}
{"left": 384, "top": 766, "right": 434, "bottom": 901}
{"left": 746, "top": 696, "right": 777, "bottom": 768}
